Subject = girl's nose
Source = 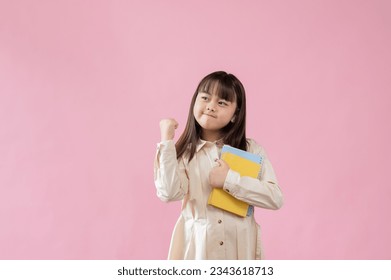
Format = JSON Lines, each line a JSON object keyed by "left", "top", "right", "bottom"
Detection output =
{"left": 207, "top": 101, "right": 217, "bottom": 112}
{"left": 207, "top": 106, "right": 216, "bottom": 112}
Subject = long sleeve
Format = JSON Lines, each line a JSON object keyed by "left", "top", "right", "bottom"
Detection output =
{"left": 154, "top": 140, "right": 189, "bottom": 202}
{"left": 222, "top": 139, "right": 283, "bottom": 210}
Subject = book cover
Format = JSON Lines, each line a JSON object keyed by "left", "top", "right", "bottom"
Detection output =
{"left": 207, "top": 145, "right": 263, "bottom": 217}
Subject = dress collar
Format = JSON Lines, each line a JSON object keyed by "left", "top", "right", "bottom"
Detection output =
{"left": 196, "top": 138, "right": 224, "bottom": 152}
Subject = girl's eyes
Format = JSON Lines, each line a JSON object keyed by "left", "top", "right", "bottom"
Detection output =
{"left": 199, "top": 95, "right": 229, "bottom": 106}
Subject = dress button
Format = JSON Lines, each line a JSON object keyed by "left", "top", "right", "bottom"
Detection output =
{"left": 218, "top": 219, "right": 222, "bottom": 224}
{"left": 220, "top": 241, "right": 224, "bottom": 246}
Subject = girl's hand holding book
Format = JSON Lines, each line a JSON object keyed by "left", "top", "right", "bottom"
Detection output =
{"left": 209, "top": 159, "right": 229, "bottom": 188}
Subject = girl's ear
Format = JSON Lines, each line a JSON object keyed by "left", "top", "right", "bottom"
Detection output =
{"left": 231, "top": 115, "right": 236, "bottom": 123}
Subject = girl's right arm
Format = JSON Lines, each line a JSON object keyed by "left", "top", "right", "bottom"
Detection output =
{"left": 154, "top": 119, "right": 189, "bottom": 202}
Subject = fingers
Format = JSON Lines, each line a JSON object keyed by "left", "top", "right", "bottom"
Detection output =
{"left": 209, "top": 159, "right": 229, "bottom": 188}
{"left": 160, "top": 118, "right": 178, "bottom": 128}
{"left": 160, "top": 118, "right": 179, "bottom": 141}
{"left": 214, "top": 159, "right": 226, "bottom": 168}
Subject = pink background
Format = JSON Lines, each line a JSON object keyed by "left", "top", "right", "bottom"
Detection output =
{"left": 1, "top": 0, "right": 390, "bottom": 259}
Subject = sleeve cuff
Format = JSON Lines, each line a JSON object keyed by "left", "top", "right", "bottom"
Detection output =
{"left": 155, "top": 140, "right": 177, "bottom": 169}
{"left": 156, "top": 140, "right": 175, "bottom": 151}
{"left": 223, "top": 169, "right": 240, "bottom": 195}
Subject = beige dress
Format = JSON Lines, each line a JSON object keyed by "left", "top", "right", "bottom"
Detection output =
{"left": 154, "top": 138, "right": 283, "bottom": 260}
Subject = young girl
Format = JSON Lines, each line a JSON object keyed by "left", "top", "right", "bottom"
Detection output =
{"left": 154, "top": 71, "right": 283, "bottom": 260}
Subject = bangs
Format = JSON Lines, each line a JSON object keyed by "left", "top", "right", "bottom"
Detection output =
{"left": 197, "top": 78, "right": 237, "bottom": 103}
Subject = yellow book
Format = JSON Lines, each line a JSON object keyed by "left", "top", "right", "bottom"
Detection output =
{"left": 207, "top": 145, "right": 262, "bottom": 217}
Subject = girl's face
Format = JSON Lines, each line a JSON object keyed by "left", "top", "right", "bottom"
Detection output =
{"left": 193, "top": 90, "right": 237, "bottom": 141}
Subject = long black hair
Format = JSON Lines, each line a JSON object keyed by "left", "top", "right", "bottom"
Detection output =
{"left": 176, "top": 71, "right": 247, "bottom": 161}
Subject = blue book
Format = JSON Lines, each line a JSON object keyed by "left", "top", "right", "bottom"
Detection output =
{"left": 208, "top": 145, "right": 263, "bottom": 217}
{"left": 221, "top": 145, "right": 263, "bottom": 164}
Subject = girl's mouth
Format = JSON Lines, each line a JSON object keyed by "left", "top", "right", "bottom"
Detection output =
{"left": 203, "top": 113, "right": 217, "bottom": 118}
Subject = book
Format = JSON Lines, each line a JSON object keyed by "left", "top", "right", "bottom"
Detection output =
{"left": 207, "top": 145, "right": 263, "bottom": 217}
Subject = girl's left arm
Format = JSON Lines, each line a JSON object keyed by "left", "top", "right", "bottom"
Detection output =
{"left": 222, "top": 140, "right": 283, "bottom": 210}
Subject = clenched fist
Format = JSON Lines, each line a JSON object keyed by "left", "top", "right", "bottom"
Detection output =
{"left": 160, "top": 118, "right": 179, "bottom": 141}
